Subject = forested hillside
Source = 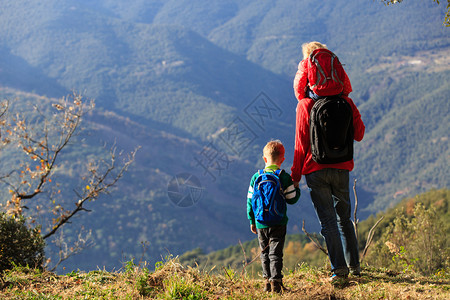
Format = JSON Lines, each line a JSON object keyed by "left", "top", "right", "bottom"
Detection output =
{"left": 0, "top": 0, "right": 448, "bottom": 272}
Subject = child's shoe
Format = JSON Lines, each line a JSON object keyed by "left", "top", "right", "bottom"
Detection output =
{"left": 270, "top": 280, "right": 289, "bottom": 294}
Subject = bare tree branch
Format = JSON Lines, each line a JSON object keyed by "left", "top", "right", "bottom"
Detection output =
{"left": 1, "top": 93, "right": 140, "bottom": 269}
{"left": 47, "top": 228, "right": 93, "bottom": 272}
{"left": 353, "top": 178, "right": 359, "bottom": 240}
{"left": 0, "top": 99, "right": 9, "bottom": 157}
{"left": 0, "top": 100, "right": 8, "bottom": 119}
{"left": 2, "top": 93, "right": 92, "bottom": 216}
{"left": 360, "top": 216, "right": 385, "bottom": 263}
{"left": 238, "top": 240, "right": 248, "bottom": 267}
{"left": 240, "top": 244, "right": 269, "bottom": 278}
{"left": 302, "top": 219, "right": 328, "bottom": 256}
{"left": 43, "top": 146, "right": 139, "bottom": 239}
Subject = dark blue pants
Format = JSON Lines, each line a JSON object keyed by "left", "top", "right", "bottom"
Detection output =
{"left": 257, "top": 225, "right": 286, "bottom": 281}
{"left": 305, "top": 169, "right": 360, "bottom": 275}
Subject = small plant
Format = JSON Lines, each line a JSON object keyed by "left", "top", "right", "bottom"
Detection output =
{"left": 124, "top": 259, "right": 137, "bottom": 274}
{"left": 135, "top": 270, "right": 152, "bottom": 297}
{"left": 223, "top": 266, "right": 237, "bottom": 282}
{"left": 385, "top": 242, "right": 417, "bottom": 273}
{"left": 162, "top": 274, "right": 207, "bottom": 300}
{"left": 66, "top": 269, "right": 81, "bottom": 279}
{"left": 155, "top": 260, "right": 165, "bottom": 271}
{"left": 433, "top": 268, "right": 450, "bottom": 279}
{"left": 0, "top": 213, "right": 45, "bottom": 272}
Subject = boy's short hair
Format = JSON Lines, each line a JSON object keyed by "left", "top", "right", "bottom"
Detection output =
{"left": 302, "top": 41, "right": 327, "bottom": 59}
{"left": 263, "top": 140, "right": 285, "bottom": 162}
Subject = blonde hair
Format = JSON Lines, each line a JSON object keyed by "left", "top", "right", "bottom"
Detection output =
{"left": 302, "top": 41, "right": 328, "bottom": 59}
{"left": 263, "top": 140, "right": 285, "bottom": 162}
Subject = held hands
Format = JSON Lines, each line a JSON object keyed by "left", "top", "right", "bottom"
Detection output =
{"left": 293, "top": 181, "right": 300, "bottom": 188}
{"left": 250, "top": 224, "right": 257, "bottom": 234}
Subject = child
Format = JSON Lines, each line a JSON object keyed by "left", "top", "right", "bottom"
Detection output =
{"left": 293, "top": 41, "right": 353, "bottom": 101}
{"left": 247, "top": 140, "right": 300, "bottom": 293}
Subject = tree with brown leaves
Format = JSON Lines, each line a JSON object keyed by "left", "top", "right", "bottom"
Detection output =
{"left": 0, "top": 92, "right": 138, "bottom": 270}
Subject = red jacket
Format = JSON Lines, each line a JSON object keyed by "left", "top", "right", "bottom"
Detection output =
{"left": 293, "top": 59, "right": 353, "bottom": 101}
{"left": 290, "top": 96, "right": 365, "bottom": 182}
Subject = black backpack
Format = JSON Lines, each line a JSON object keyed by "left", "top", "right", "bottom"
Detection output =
{"left": 309, "top": 96, "right": 354, "bottom": 164}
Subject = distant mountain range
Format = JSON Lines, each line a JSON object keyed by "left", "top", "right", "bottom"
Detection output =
{"left": 0, "top": 0, "right": 448, "bottom": 272}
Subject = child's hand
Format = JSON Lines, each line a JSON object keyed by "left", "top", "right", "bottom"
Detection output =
{"left": 250, "top": 224, "right": 257, "bottom": 234}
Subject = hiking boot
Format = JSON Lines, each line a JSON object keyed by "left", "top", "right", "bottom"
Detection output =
{"left": 350, "top": 266, "right": 361, "bottom": 277}
{"left": 264, "top": 279, "right": 271, "bottom": 292}
{"left": 271, "top": 280, "right": 282, "bottom": 293}
{"left": 329, "top": 274, "right": 348, "bottom": 286}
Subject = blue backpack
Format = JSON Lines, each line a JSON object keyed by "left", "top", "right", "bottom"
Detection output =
{"left": 251, "top": 169, "right": 286, "bottom": 226}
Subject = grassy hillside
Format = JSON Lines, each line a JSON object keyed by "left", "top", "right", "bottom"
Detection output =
{"left": 0, "top": 259, "right": 449, "bottom": 299}
{"left": 1, "top": 190, "right": 449, "bottom": 298}
{"left": 0, "top": 0, "right": 449, "bottom": 273}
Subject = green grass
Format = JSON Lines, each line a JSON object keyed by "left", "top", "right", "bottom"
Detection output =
{"left": 1, "top": 258, "right": 449, "bottom": 299}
